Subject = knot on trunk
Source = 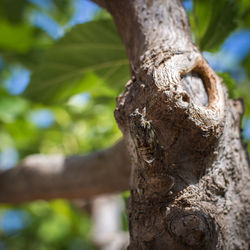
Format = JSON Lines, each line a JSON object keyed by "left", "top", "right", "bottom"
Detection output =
{"left": 115, "top": 51, "right": 226, "bottom": 187}
{"left": 164, "top": 206, "right": 218, "bottom": 249}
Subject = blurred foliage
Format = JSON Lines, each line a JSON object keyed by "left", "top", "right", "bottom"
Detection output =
{"left": 190, "top": 0, "right": 250, "bottom": 50}
{"left": 191, "top": 0, "right": 239, "bottom": 51}
{"left": 0, "top": 20, "right": 35, "bottom": 54}
{"left": 24, "top": 20, "right": 129, "bottom": 103}
{"left": 0, "top": 0, "right": 250, "bottom": 249}
{"left": 0, "top": 0, "right": 28, "bottom": 24}
{"left": 0, "top": 201, "right": 95, "bottom": 250}
{"left": 217, "top": 73, "right": 236, "bottom": 99}
{"left": 243, "top": 54, "right": 250, "bottom": 78}
{"left": 121, "top": 191, "right": 130, "bottom": 232}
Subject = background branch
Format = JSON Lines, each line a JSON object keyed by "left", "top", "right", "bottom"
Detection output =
{"left": 0, "top": 140, "right": 130, "bottom": 204}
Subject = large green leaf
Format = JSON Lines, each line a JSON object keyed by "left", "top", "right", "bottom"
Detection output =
{"left": 238, "top": 0, "right": 250, "bottom": 28}
{"left": 191, "top": 0, "right": 240, "bottom": 51}
{"left": 0, "top": 20, "right": 35, "bottom": 53}
{"left": 24, "top": 19, "right": 129, "bottom": 104}
{"left": 191, "top": 0, "right": 213, "bottom": 44}
{"left": 0, "top": 0, "right": 28, "bottom": 24}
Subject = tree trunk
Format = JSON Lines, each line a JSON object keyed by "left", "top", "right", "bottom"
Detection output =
{"left": 92, "top": 0, "right": 250, "bottom": 249}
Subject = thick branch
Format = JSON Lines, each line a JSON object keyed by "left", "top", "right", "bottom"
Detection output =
{"left": 0, "top": 140, "right": 130, "bottom": 204}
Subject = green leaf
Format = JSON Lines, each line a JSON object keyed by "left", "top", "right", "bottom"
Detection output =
{"left": 237, "top": 0, "right": 250, "bottom": 28}
{"left": 50, "top": 0, "right": 75, "bottom": 25}
{"left": 53, "top": 0, "right": 72, "bottom": 12}
{"left": 0, "top": 0, "right": 28, "bottom": 24}
{"left": 3, "top": 118, "right": 39, "bottom": 153}
{"left": 191, "top": 0, "right": 213, "bottom": 43}
{"left": 0, "top": 95, "right": 28, "bottom": 123}
{"left": 0, "top": 20, "right": 35, "bottom": 53}
{"left": 192, "top": 0, "right": 240, "bottom": 51}
{"left": 241, "top": 8, "right": 250, "bottom": 28}
{"left": 24, "top": 19, "right": 129, "bottom": 104}
{"left": 242, "top": 54, "right": 250, "bottom": 78}
{"left": 217, "top": 72, "right": 236, "bottom": 99}
{"left": 234, "top": 82, "right": 250, "bottom": 116}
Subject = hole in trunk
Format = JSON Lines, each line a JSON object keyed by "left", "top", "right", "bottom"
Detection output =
{"left": 181, "top": 72, "right": 208, "bottom": 106}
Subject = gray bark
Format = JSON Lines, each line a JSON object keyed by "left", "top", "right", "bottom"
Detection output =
{"left": 92, "top": 0, "right": 250, "bottom": 249}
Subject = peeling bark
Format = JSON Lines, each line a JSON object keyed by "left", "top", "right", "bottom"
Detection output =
{"left": 0, "top": 141, "right": 130, "bottom": 203}
{"left": 92, "top": 0, "right": 250, "bottom": 249}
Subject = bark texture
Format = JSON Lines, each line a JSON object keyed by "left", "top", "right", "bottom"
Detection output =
{"left": 0, "top": 140, "right": 130, "bottom": 203}
{"left": 92, "top": 0, "right": 250, "bottom": 249}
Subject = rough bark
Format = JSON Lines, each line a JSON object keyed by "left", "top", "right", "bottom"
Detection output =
{"left": 92, "top": 0, "right": 250, "bottom": 249}
{"left": 0, "top": 140, "right": 130, "bottom": 203}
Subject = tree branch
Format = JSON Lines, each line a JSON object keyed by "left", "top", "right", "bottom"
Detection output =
{"left": 0, "top": 140, "right": 130, "bottom": 204}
